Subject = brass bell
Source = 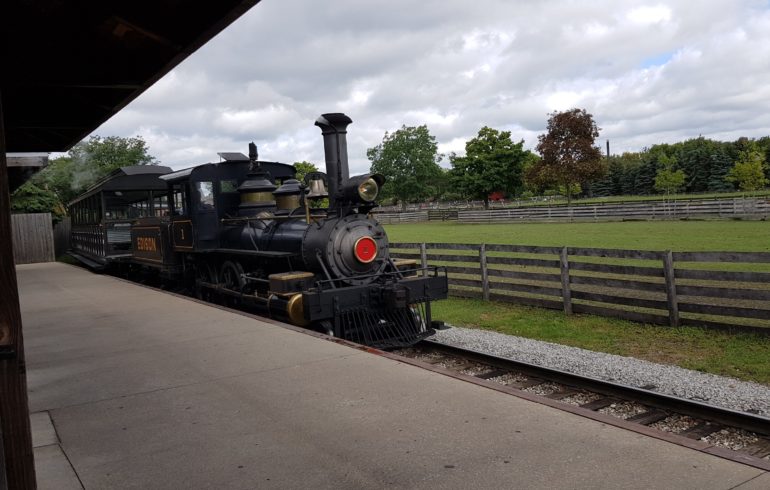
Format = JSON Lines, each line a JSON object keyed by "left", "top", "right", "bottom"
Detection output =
{"left": 305, "top": 173, "right": 328, "bottom": 199}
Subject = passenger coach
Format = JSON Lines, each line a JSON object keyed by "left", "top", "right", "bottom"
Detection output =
{"left": 69, "top": 165, "right": 171, "bottom": 268}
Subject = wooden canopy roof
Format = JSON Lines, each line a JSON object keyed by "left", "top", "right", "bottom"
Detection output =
{"left": 2, "top": 0, "right": 261, "bottom": 153}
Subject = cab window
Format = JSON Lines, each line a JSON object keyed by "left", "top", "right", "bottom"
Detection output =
{"left": 196, "top": 181, "right": 215, "bottom": 210}
{"left": 220, "top": 179, "right": 238, "bottom": 193}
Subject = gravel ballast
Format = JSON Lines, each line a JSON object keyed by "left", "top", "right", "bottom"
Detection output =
{"left": 431, "top": 326, "right": 770, "bottom": 417}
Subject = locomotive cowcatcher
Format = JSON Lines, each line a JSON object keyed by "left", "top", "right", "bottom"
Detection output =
{"left": 127, "top": 113, "right": 448, "bottom": 348}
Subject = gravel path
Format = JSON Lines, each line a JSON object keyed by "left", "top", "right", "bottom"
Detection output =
{"left": 431, "top": 326, "right": 770, "bottom": 417}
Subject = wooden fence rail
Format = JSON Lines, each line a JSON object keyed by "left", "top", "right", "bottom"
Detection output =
{"left": 376, "top": 196, "right": 770, "bottom": 223}
{"left": 10, "top": 213, "right": 54, "bottom": 264}
{"left": 375, "top": 211, "right": 428, "bottom": 224}
{"left": 392, "top": 242, "right": 770, "bottom": 335}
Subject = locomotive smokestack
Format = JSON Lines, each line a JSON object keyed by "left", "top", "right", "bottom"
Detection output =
{"left": 315, "top": 113, "right": 352, "bottom": 205}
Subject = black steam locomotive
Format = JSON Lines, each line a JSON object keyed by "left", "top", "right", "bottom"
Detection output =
{"left": 69, "top": 113, "right": 448, "bottom": 349}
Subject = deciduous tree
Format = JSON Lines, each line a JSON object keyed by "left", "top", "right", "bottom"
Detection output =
{"left": 653, "top": 155, "right": 686, "bottom": 197}
{"left": 10, "top": 182, "right": 65, "bottom": 221}
{"left": 11, "top": 135, "right": 156, "bottom": 215}
{"left": 367, "top": 125, "right": 443, "bottom": 209}
{"left": 530, "top": 108, "right": 604, "bottom": 204}
{"left": 450, "top": 127, "right": 532, "bottom": 209}
{"left": 726, "top": 148, "right": 769, "bottom": 193}
{"left": 292, "top": 161, "right": 318, "bottom": 182}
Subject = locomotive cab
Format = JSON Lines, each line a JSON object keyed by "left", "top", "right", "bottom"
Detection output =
{"left": 156, "top": 156, "right": 297, "bottom": 252}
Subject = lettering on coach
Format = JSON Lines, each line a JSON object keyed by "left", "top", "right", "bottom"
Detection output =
{"left": 136, "top": 236, "right": 158, "bottom": 252}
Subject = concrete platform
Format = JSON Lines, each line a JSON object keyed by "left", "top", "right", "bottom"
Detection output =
{"left": 18, "top": 262, "right": 768, "bottom": 489}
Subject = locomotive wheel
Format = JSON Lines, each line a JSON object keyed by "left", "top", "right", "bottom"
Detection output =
{"left": 220, "top": 261, "right": 245, "bottom": 306}
{"left": 195, "top": 262, "right": 219, "bottom": 303}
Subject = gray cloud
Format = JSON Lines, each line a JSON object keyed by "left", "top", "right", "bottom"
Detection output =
{"left": 94, "top": 0, "right": 770, "bottom": 174}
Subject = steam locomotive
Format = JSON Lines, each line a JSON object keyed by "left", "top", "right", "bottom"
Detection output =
{"left": 69, "top": 113, "right": 448, "bottom": 349}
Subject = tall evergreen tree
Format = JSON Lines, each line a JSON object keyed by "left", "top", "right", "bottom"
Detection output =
{"left": 633, "top": 152, "right": 658, "bottom": 195}
{"left": 707, "top": 146, "right": 735, "bottom": 192}
{"left": 675, "top": 137, "right": 712, "bottom": 192}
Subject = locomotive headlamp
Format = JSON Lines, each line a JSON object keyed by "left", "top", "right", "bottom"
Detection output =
{"left": 343, "top": 173, "right": 385, "bottom": 204}
{"left": 358, "top": 177, "right": 379, "bottom": 202}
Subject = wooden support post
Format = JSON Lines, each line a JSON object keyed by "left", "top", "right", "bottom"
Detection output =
{"left": 559, "top": 246, "right": 572, "bottom": 314}
{"left": 662, "top": 250, "right": 680, "bottom": 327}
{"left": 419, "top": 243, "right": 428, "bottom": 278}
{"left": 0, "top": 97, "right": 38, "bottom": 488}
{"left": 479, "top": 244, "right": 489, "bottom": 301}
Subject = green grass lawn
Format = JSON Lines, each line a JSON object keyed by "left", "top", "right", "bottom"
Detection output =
{"left": 386, "top": 221, "right": 770, "bottom": 384}
{"left": 386, "top": 220, "right": 770, "bottom": 251}
{"left": 433, "top": 298, "right": 770, "bottom": 385}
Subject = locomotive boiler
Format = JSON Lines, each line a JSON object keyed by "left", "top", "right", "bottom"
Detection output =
{"left": 124, "top": 113, "right": 448, "bottom": 349}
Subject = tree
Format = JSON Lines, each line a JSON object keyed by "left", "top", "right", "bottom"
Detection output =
{"left": 11, "top": 135, "right": 156, "bottom": 215}
{"left": 707, "top": 146, "right": 735, "bottom": 192}
{"left": 293, "top": 161, "right": 318, "bottom": 182}
{"left": 557, "top": 183, "right": 582, "bottom": 199}
{"left": 726, "top": 149, "right": 769, "bottom": 193}
{"left": 70, "top": 135, "right": 156, "bottom": 170}
{"left": 449, "top": 127, "right": 532, "bottom": 209}
{"left": 674, "top": 137, "right": 711, "bottom": 192}
{"left": 757, "top": 136, "right": 770, "bottom": 181}
{"left": 587, "top": 152, "right": 643, "bottom": 197}
{"left": 653, "top": 155, "right": 686, "bottom": 197}
{"left": 530, "top": 108, "right": 604, "bottom": 204}
{"left": 10, "top": 182, "right": 65, "bottom": 221}
{"left": 367, "top": 125, "right": 443, "bottom": 209}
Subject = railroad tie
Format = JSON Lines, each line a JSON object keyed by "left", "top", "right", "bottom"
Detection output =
{"left": 474, "top": 368, "right": 510, "bottom": 380}
{"left": 742, "top": 437, "right": 770, "bottom": 459}
{"left": 626, "top": 410, "right": 669, "bottom": 425}
{"left": 579, "top": 397, "right": 618, "bottom": 411}
{"left": 420, "top": 357, "right": 447, "bottom": 365}
{"left": 511, "top": 378, "right": 546, "bottom": 390}
{"left": 545, "top": 389, "right": 579, "bottom": 400}
{"left": 452, "top": 361, "right": 480, "bottom": 372}
{"left": 680, "top": 422, "right": 724, "bottom": 440}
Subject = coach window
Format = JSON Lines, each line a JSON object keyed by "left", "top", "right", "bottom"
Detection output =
{"left": 154, "top": 193, "right": 170, "bottom": 217}
{"left": 196, "top": 181, "right": 215, "bottom": 210}
{"left": 172, "top": 184, "right": 188, "bottom": 215}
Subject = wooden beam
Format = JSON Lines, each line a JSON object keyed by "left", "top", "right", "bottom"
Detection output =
{"left": 0, "top": 95, "right": 37, "bottom": 489}
{"left": 6, "top": 155, "right": 48, "bottom": 168}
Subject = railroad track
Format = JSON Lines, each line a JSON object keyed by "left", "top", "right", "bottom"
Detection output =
{"left": 392, "top": 339, "right": 770, "bottom": 471}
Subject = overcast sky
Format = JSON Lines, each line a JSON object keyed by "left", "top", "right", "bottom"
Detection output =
{"left": 93, "top": 0, "right": 770, "bottom": 174}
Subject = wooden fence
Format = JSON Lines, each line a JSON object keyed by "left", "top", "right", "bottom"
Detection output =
{"left": 376, "top": 211, "right": 428, "bottom": 224}
{"left": 10, "top": 213, "right": 55, "bottom": 264}
{"left": 391, "top": 242, "right": 770, "bottom": 335}
{"left": 375, "top": 197, "right": 770, "bottom": 223}
{"left": 53, "top": 217, "right": 71, "bottom": 258}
